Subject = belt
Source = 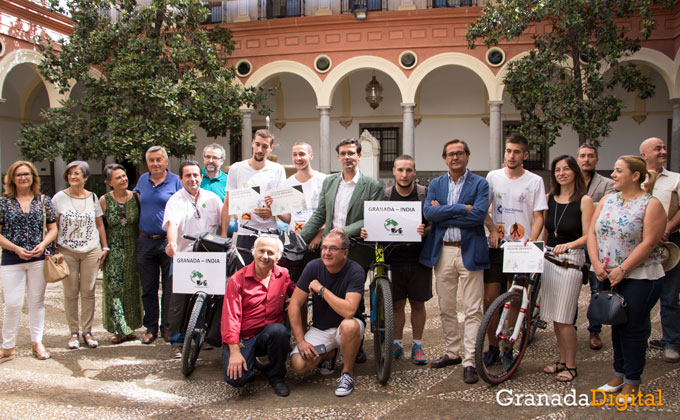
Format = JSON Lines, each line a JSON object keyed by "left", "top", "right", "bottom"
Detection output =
{"left": 140, "top": 231, "right": 166, "bottom": 240}
{"left": 545, "top": 255, "right": 582, "bottom": 271}
{"left": 443, "top": 241, "right": 462, "bottom": 247}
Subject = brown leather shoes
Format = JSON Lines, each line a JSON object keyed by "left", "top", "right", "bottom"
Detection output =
{"left": 142, "top": 331, "right": 157, "bottom": 345}
{"left": 161, "top": 330, "right": 171, "bottom": 343}
{"left": 589, "top": 332, "right": 603, "bottom": 350}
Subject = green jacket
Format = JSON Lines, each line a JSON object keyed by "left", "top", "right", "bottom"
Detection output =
{"left": 300, "top": 171, "right": 384, "bottom": 269}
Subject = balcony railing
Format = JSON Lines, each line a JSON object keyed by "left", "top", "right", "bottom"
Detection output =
{"left": 428, "top": 0, "right": 477, "bottom": 7}
{"left": 205, "top": 1, "right": 224, "bottom": 23}
{"left": 259, "top": 0, "right": 305, "bottom": 19}
{"left": 341, "top": 0, "right": 386, "bottom": 14}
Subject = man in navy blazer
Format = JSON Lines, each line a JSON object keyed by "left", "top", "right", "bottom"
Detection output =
{"left": 419, "top": 139, "right": 489, "bottom": 384}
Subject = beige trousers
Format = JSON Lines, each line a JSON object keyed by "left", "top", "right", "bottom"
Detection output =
{"left": 434, "top": 245, "right": 484, "bottom": 367}
{"left": 59, "top": 246, "right": 100, "bottom": 334}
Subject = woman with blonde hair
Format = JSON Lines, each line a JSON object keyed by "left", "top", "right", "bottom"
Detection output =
{"left": 587, "top": 155, "right": 665, "bottom": 401}
{"left": 0, "top": 161, "right": 57, "bottom": 362}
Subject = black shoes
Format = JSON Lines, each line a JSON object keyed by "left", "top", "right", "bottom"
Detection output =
{"left": 355, "top": 345, "right": 367, "bottom": 364}
{"left": 430, "top": 354, "right": 462, "bottom": 368}
{"left": 270, "top": 381, "right": 290, "bottom": 397}
{"left": 463, "top": 366, "right": 478, "bottom": 384}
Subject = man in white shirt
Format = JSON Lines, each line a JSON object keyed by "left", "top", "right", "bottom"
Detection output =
{"left": 163, "top": 160, "right": 223, "bottom": 356}
{"left": 483, "top": 134, "right": 548, "bottom": 367}
{"left": 640, "top": 137, "right": 680, "bottom": 363}
{"left": 219, "top": 129, "right": 286, "bottom": 245}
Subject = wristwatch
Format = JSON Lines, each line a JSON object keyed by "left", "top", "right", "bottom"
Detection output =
{"left": 319, "top": 286, "right": 326, "bottom": 298}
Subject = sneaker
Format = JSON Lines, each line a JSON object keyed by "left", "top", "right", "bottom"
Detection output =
{"left": 393, "top": 343, "right": 404, "bottom": 359}
{"left": 335, "top": 372, "right": 355, "bottom": 397}
{"left": 319, "top": 350, "right": 337, "bottom": 375}
{"left": 483, "top": 346, "right": 500, "bottom": 366}
{"left": 649, "top": 339, "right": 663, "bottom": 350}
{"left": 502, "top": 349, "right": 514, "bottom": 371}
{"left": 664, "top": 347, "right": 680, "bottom": 363}
{"left": 172, "top": 346, "right": 183, "bottom": 359}
{"left": 411, "top": 343, "right": 427, "bottom": 365}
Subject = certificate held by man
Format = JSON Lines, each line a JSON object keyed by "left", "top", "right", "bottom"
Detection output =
{"left": 269, "top": 185, "right": 307, "bottom": 216}
{"left": 363, "top": 201, "right": 422, "bottom": 242}
{"left": 228, "top": 186, "right": 262, "bottom": 215}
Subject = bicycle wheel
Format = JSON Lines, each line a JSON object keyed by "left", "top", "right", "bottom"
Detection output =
{"left": 181, "top": 293, "right": 206, "bottom": 377}
{"left": 474, "top": 290, "right": 531, "bottom": 385}
{"left": 373, "top": 276, "right": 394, "bottom": 384}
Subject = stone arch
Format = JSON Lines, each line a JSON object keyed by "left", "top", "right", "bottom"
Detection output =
{"left": 0, "top": 49, "right": 65, "bottom": 108}
{"left": 244, "top": 60, "right": 323, "bottom": 104}
{"left": 320, "top": 56, "right": 408, "bottom": 107}
{"left": 620, "top": 47, "right": 674, "bottom": 99}
{"left": 408, "top": 52, "right": 498, "bottom": 102}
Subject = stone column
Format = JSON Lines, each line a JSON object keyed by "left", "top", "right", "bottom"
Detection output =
{"left": 241, "top": 108, "right": 253, "bottom": 160}
{"left": 317, "top": 106, "right": 332, "bottom": 173}
{"left": 672, "top": 98, "right": 680, "bottom": 172}
{"left": 401, "top": 102, "right": 416, "bottom": 158}
{"left": 54, "top": 158, "right": 67, "bottom": 191}
{"left": 488, "top": 101, "right": 503, "bottom": 170}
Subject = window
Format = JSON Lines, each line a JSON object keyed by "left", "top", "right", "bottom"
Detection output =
{"left": 360, "top": 124, "right": 401, "bottom": 172}
{"left": 503, "top": 121, "right": 547, "bottom": 171}
{"left": 265, "top": 0, "right": 303, "bottom": 19}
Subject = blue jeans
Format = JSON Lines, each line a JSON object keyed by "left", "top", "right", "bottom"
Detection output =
{"left": 611, "top": 278, "right": 662, "bottom": 385}
{"left": 137, "top": 235, "right": 172, "bottom": 334}
{"left": 222, "top": 323, "right": 290, "bottom": 386}
{"left": 658, "top": 233, "right": 680, "bottom": 350}
{"left": 587, "top": 272, "right": 611, "bottom": 333}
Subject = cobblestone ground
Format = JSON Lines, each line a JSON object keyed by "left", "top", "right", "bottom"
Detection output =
{"left": 1, "top": 279, "right": 679, "bottom": 420}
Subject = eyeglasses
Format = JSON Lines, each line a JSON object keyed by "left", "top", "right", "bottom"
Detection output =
{"left": 191, "top": 202, "right": 201, "bottom": 219}
{"left": 445, "top": 151, "right": 467, "bottom": 158}
{"left": 14, "top": 172, "right": 31, "bottom": 178}
{"left": 339, "top": 151, "right": 357, "bottom": 157}
{"left": 320, "top": 246, "right": 346, "bottom": 253}
{"left": 204, "top": 154, "right": 224, "bottom": 161}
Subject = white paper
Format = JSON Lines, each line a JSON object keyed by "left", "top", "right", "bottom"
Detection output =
{"left": 269, "top": 185, "right": 307, "bottom": 216}
{"left": 172, "top": 252, "right": 227, "bottom": 295}
{"left": 228, "top": 187, "right": 262, "bottom": 215}
{"left": 363, "top": 201, "right": 422, "bottom": 242}
{"left": 502, "top": 241, "right": 545, "bottom": 273}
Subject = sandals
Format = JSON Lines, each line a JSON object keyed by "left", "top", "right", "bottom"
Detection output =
{"left": 31, "top": 342, "right": 50, "bottom": 360}
{"left": 556, "top": 366, "right": 578, "bottom": 382}
{"left": 0, "top": 348, "right": 16, "bottom": 364}
{"left": 543, "top": 361, "right": 566, "bottom": 374}
{"left": 83, "top": 333, "right": 99, "bottom": 349}
{"left": 67, "top": 333, "right": 80, "bottom": 350}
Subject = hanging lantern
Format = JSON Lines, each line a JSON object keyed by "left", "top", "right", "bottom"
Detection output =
{"left": 365, "top": 75, "right": 383, "bottom": 110}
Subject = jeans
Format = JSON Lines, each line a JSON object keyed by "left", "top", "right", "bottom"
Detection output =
{"left": 659, "top": 232, "right": 680, "bottom": 350}
{"left": 222, "top": 323, "right": 290, "bottom": 386}
{"left": 611, "top": 278, "right": 663, "bottom": 385}
{"left": 1, "top": 260, "right": 46, "bottom": 348}
{"left": 587, "top": 272, "right": 611, "bottom": 333}
{"left": 137, "top": 235, "right": 172, "bottom": 334}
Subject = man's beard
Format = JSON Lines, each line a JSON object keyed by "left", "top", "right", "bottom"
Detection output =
{"left": 397, "top": 180, "right": 413, "bottom": 189}
{"left": 253, "top": 154, "right": 264, "bottom": 162}
{"left": 205, "top": 164, "right": 217, "bottom": 174}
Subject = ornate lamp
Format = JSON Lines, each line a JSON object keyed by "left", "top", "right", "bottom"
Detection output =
{"left": 365, "top": 75, "right": 383, "bottom": 110}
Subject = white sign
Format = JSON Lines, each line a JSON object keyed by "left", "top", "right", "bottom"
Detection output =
{"left": 173, "top": 252, "right": 227, "bottom": 295}
{"left": 269, "top": 185, "right": 307, "bottom": 216}
{"left": 502, "top": 241, "right": 545, "bottom": 274}
{"left": 363, "top": 201, "right": 422, "bottom": 242}
{"left": 228, "top": 187, "right": 263, "bottom": 215}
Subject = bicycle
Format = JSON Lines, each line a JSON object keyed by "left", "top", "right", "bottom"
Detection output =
{"left": 350, "top": 237, "right": 396, "bottom": 384}
{"left": 474, "top": 244, "right": 577, "bottom": 385}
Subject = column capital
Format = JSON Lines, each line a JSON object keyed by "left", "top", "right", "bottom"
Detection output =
{"left": 316, "top": 106, "right": 332, "bottom": 112}
{"left": 400, "top": 102, "right": 416, "bottom": 109}
{"left": 670, "top": 98, "right": 680, "bottom": 105}
{"left": 488, "top": 100, "right": 504, "bottom": 107}
{"left": 241, "top": 108, "right": 254, "bottom": 115}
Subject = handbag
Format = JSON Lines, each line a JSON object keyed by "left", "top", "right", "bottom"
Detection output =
{"left": 41, "top": 195, "right": 70, "bottom": 283}
{"left": 586, "top": 284, "right": 627, "bottom": 325}
{"left": 581, "top": 262, "right": 591, "bottom": 285}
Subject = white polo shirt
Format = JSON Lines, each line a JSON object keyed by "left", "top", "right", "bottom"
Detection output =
{"left": 652, "top": 167, "right": 680, "bottom": 228}
{"left": 332, "top": 171, "right": 360, "bottom": 229}
{"left": 162, "top": 188, "right": 222, "bottom": 252}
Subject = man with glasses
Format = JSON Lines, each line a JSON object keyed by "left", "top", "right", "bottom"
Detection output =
{"left": 288, "top": 232, "right": 366, "bottom": 397}
{"left": 200, "top": 143, "right": 228, "bottom": 201}
{"left": 162, "top": 160, "right": 223, "bottom": 357}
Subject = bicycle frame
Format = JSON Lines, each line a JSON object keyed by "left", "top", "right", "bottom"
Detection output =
{"left": 369, "top": 242, "right": 391, "bottom": 333}
{"left": 495, "top": 276, "right": 536, "bottom": 343}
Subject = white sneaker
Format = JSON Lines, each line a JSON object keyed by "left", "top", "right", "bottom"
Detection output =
{"left": 664, "top": 347, "right": 680, "bottom": 363}
{"left": 335, "top": 372, "right": 354, "bottom": 397}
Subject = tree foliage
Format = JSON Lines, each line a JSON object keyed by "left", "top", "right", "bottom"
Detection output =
{"left": 20, "top": 0, "right": 269, "bottom": 164}
{"left": 467, "top": 0, "right": 676, "bottom": 146}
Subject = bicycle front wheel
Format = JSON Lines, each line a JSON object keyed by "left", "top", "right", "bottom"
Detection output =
{"left": 373, "top": 276, "right": 394, "bottom": 384}
{"left": 474, "top": 291, "right": 531, "bottom": 385}
{"left": 181, "top": 293, "right": 207, "bottom": 377}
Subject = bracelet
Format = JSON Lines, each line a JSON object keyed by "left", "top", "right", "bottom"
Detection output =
{"left": 617, "top": 265, "right": 626, "bottom": 276}
{"left": 319, "top": 286, "right": 325, "bottom": 298}
{"left": 102, "top": 247, "right": 110, "bottom": 251}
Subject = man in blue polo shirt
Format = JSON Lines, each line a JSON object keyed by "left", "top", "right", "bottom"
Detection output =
{"left": 200, "top": 143, "right": 228, "bottom": 201}
{"left": 133, "top": 145, "right": 183, "bottom": 345}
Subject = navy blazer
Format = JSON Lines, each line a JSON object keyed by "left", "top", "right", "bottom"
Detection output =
{"left": 419, "top": 171, "right": 490, "bottom": 271}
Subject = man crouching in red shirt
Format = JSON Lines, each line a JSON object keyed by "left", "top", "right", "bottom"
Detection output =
{"left": 221, "top": 236, "right": 295, "bottom": 397}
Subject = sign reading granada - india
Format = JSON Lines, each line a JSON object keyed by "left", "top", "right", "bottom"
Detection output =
{"left": 364, "top": 201, "right": 422, "bottom": 242}
{"left": 173, "top": 252, "right": 227, "bottom": 295}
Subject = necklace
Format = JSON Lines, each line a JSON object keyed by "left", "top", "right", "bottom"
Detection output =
{"left": 553, "top": 199, "right": 570, "bottom": 238}
{"left": 67, "top": 189, "right": 88, "bottom": 214}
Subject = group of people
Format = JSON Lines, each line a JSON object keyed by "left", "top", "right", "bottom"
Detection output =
{"left": 1, "top": 131, "right": 678, "bottom": 405}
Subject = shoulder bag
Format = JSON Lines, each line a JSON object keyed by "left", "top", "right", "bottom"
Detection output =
{"left": 41, "top": 195, "right": 70, "bottom": 283}
{"left": 586, "top": 282, "right": 627, "bottom": 325}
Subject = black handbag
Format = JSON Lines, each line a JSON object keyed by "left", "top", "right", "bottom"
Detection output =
{"left": 587, "top": 285, "right": 627, "bottom": 325}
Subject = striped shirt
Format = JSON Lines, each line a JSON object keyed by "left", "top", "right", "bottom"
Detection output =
{"left": 443, "top": 169, "right": 468, "bottom": 242}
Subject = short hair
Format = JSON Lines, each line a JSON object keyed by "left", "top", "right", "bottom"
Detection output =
{"left": 252, "top": 236, "right": 285, "bottom": 261}
{"left": 618, "top": 155, "right": 657, "bottom": 194}
{"left": 253, "top": 129, "right": 275, "bottom": 145}
{"left": 63, "top": 161, "right": 90, "bottom": 182}
{"left": 146, "top": 145, "right": 168, "bottom": 160}
{"left": 179, "top": 160, "right": 201, "bottom": 178}
{"left": 394, "top": 154, "right": 415, "bottom": 168}
{"left": 335, "top": 138, "right": 362, "bottom": 155}
{"left": 3, "top": 161, "right": 40, "bottom": 198}
{"left": 203, "top": 143, "right": 226, "bottom": 159}
{"left": 104, "top": 163, "right": 126, "bottom": 183}
{"left": 578, "top": 142, "right": 599, "bottom": 158}
{"left": 325, "top": 231, "right": 350, "bottom": 250}
{"left": 441, "top": 139, "right": 470, "bottom": 158}
{"left": 293, "top": 141, "right": 313, "bottom": 152}
{"left": 506, "top": 134, "right": 529, "bottom": 152}
{"left": 549, "top": 155, "right": 586, "bottom": 202}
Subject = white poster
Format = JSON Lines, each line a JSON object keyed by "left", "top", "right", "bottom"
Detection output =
{"left": 269, "top": 185, "right": 307, "bottom": 216}
{"left": 363, "top": 201, "right": 422, "bottom": 242}
{"left": 173, "top": 252, "right": 227, "bottom": 295}
{"left": 502, "top": 241, "right": 545, "bottom": 273}
{"left": 228, "top": 187, "right": 262, "bottom": 215}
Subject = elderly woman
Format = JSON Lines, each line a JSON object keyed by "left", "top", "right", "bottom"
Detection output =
{"left": 587, "top": 155, "right": 665, "bottom": 401}
{"left": 541, "top": 155, "right": 594, "bottom": 382}
{"left": 52, "top": 161, "right": 108, "bottom": 349}
{"left": 0, "top": 161, "right": 57, "bottom": 362}
{"left": 99, "top": 164, "right": 142, "bottom": 344}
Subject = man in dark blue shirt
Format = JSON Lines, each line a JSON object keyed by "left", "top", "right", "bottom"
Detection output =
{"left": 133, "top": 145, "right": 182, "bottom": 344}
